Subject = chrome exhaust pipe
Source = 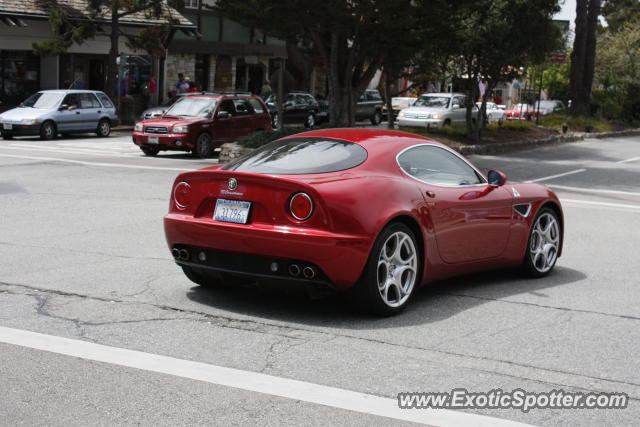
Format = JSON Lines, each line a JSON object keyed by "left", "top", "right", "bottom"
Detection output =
{"left": 171, "top": 248, "right": 181, "bottom": 259}
{"left": 303, "top": 266, "right": 316, "bottom": 279}
{"left": 179, "top": 249, "right": 189, "bottom": 261}
{"left": 288, "top": 264, "right": 301, "bottom": 277}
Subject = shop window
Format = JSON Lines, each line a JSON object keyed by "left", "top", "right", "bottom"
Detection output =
{"left": 1, "top": 50, "right": 40, "bottom": 105}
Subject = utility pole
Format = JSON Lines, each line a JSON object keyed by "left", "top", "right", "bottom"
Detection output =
{"left": 277, "top": 58, "right": 285, "bottom": 130}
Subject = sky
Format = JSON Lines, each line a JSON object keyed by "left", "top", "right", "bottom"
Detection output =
{"left": 556, "top": 0, "right": 576, "bottom": 24}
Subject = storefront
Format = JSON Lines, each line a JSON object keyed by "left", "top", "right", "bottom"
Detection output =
{"left": 0, "top": 50, "right": 40, "bottom": 106}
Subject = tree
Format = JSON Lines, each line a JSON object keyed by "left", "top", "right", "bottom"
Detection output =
{"left": 595, "top": 18, "right": 640, "bottom": 120}
{"left": 602, "top": 0, "right": 640, "bottom": 32}
{"left": 34, "top": 0, "right": 183, "bottom": 100}
{"left": 451, "top": 0, "right": 561, "bottom": 140}
{"left": 569, "top": 0, "right": 602, "bottom": 116}
{"left": 216, "top": 0, "right": 433, "bottom": 127}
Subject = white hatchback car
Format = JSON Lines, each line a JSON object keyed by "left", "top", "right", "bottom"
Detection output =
{"left": 397, "top": 92, "right": 477, "bottom": 128}
{"left": 477, "top": 101, "right": 507, "bottom": 123}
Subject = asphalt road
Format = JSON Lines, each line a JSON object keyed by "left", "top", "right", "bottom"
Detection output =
{"left": 0, "top": 132, "right": 638, "bottom": 426}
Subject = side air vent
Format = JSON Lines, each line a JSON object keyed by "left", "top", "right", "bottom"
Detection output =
{"left": 513, "top": 203, "right": 532, "bottom": 217}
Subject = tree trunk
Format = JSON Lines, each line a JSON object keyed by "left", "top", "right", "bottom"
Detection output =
{"left": 569, "top": 0, "right": 600, "bottom": 116}
{"left": 107, "top": 3, "right": 119, "bottom": 103}
{"left": 384, "top": 71, "right": 395, "bottom": 129}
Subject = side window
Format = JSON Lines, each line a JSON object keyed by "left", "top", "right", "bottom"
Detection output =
{"left": 454, "top": 97, "right": 466, "bottom": 108}
{"left": 295, "top": 94, "right": 307, "bottom": 105}
{"left": 79, "top": 93, "right": 100, "bottom": 109}
{"left": 285, "top": 94, "right": 296, "bottom": 105}
{"left": 367, "top": 91, "right": 381, "bottom": 101}
{"left": 305, "top": 95, "right": 315, "bottom": 104}
{"left": 62, "top": 93, "right": 79, "bottom": 109}
{"left": 96, "top": 93, "right": 114, "bottom": 108}
{"left": 218, "top": 100, "right": 236, "bottom": 115}
{"left": 232, "top": 99, "right": 252, "bottom": 115}
{"left": 247, "top": 98, "right": 265, "bottom": 114}
{"left": 397, "top": 145, "right": 484, "bottom": 186}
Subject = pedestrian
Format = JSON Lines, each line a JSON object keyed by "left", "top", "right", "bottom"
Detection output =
{"left": 176, "top": 73, "right": 188, "bottom": 94}
{"left": 260, "top": 80, "right": 272, "bottom": 99}
{"left": 185, "top": 77, "right": 199, "bottom": 93}
{"left": 148, "top": 74, "right": 158, "bottom": 107}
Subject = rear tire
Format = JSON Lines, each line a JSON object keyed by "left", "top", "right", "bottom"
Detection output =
{"left": 140, "top": 146, "right": 159, "bottom": 156}
{"left": 39, "top": 121, "right": 56, "bottom": 140}
{"left": 192, "top": 132, "right": 212, "bottom": 158}
{"left": 2, "top": 133, "right": 13, "bottom": 140}
{"left": 96, "top": 119, "right": 111, "bottom": 137}
{"left": 351, "top": 222, "right": 421, "bottom": 316}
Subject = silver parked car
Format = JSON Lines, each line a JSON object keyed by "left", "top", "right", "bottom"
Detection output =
{"left": 0, "top": 90, "right": 119, "bottom": 140}
{"left": 397, "top": 92, "right": 478, "bottom": 129}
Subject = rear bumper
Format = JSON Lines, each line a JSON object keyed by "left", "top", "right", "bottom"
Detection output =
{"left": 397, "top": 117, "right": 444, "bottom": 128}
{"left": 164, "top": 214, "right": 372, "bottom": 289}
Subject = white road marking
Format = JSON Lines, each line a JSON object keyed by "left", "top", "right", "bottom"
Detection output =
{"left": 0, "top": 326, "right": 531, "bottom": 427}
{"left": 11, "top": 142, "right": 138, "bottom": 153}
{"left": 561, "top": 198, "right": 640, "bottom": 210}
{"left": 2, "top": 145, "right": 139, "bottom": 158}
{"left": 525, "top": 169, "right": 587, "bottom": 183}
{"left": 616, "top": 156, "right": 640, "bottom": 164}
{"left": 550, "top": 185, "right": 640, "bottom": 197}
{"left": 0, "top": 153, "right": 192, "bottom": 171}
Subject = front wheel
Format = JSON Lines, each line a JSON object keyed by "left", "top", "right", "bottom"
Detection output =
{"left": 40, "top": 121, "right": 57, "bottom": 140}
{"left": 522, "top": 207, "right": 561, "bottom": 277}
{"left": 370, "top": 111, "right": 382, "bottom": 126}
{"left": 192, "top": 133, "right": 212, "bottom": 158}
{"left": 2, "top": 133, "right": 13, "bottom": 140}
{"left": 352, "top": 223, "right": 421, "bottom": 316}
{"left": 140, "top": 146, "right": 159, "bottom": 156}
{"left": 96, "top": 119, "right": 111, "bottom": 137}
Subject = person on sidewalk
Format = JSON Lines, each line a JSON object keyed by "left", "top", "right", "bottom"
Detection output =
{"left": 176, "top": 73, "right": 189, "bottom": 94}
{"left": 148, "top": 74, "right": 158, "bottom": 107}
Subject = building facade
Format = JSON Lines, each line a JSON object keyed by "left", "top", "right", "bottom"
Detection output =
{"left": 163, "top": 0, "right": 287, "bottom": 98}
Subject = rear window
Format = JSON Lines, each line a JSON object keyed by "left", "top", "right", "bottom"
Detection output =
{"left": 222, "top": 137, "right": 367, "bottom": 175}
{"left": 96, "top": 93, "right": 114, "bottom": 108}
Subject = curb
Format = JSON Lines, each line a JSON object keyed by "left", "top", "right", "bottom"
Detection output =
{"left": 455, "top": 128, "right": 640, "bottom": 156}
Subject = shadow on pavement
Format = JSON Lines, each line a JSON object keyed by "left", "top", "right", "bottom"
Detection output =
{"left": 185, "top": 266, "right": 586, "bottom": 329}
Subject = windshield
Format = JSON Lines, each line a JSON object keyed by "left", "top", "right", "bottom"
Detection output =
{"left": 536, "top": 101, "right": 557, "bottom": 109}
{"left": 413, "top": 96, "right": 450, "bottom": 108}
{"left": 161, "top": 95, "right": 182, "bottom": 107}
{"left": 392, "top": 98, "right": 414, "bottom": 107}
{"left": 164, "top": 98, "right": 217, "bottom": 117}
{"left": 223, "top": 137, "right": 368, "bottom": 175}
{"left": 22, "top": 92, "right": 64, "bottom": 109}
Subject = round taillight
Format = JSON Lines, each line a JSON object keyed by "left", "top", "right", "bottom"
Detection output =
{"left": 290, "top": 192, "right": 313, "bottom": 221}
{"left": 174, "top": 181, "right": 191, "bottom": 208}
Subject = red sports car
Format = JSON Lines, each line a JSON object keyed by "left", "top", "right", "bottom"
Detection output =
{"left": 164, "top": 129, "right": 563, "bottom": 315}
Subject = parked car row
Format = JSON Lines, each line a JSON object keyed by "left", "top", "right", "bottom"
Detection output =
{"left": 397, "top": 92, "right": 479, "bottom": 128}
{"left": 506, "top": 100, "right": 565, "bottom": 121}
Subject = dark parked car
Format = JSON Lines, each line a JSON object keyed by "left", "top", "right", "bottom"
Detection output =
{"left": 265, "top": 92, "right": 321, "bottom": 128}
{"left": 132, "top": 93, "right": 271, "bottom": 158}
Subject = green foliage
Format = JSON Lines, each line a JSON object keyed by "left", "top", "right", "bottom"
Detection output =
{"left": 595, "top": 18, "right": 640, "bottom": 122}
{"left": 540, "top": 113, "right": 612, "bottom": 132}
{"left": 237, "top": 128, "right": 310, "bottom": 148}
{"left": 603, "top": 0, "right": 640, "bottom": 32}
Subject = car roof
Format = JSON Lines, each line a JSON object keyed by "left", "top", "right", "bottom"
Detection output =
{"left": 420, "top": 92, "right": 466, "bottom": 97}
{"left": 39, "top": 89, "right": 106, "bottom": 94}
{"left": 282, "top": 128, "right": 444, "bottom": 151}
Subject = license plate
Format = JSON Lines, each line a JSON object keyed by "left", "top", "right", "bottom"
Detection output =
{"left": 147, "top": 136, "right": 159, "bottom": 144}
{"left": 214, "top": 198, "right": 251, "bottom": 224}
{"left": 3, "top": 123, "right": 12, "bottom": 130}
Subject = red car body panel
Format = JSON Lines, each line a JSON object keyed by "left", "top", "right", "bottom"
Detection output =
{"left": 164, "top": 128, "right": 563, "bottom": 290}
{"left": 132, "top": 95, "right": 271, "bottom": 152}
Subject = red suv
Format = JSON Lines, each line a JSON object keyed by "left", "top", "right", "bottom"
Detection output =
{"left": 133, "top": 93, "right": 271, "bottom": 158}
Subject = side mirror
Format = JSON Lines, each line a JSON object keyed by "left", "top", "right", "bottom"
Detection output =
{"left": 59, "top": 104, "right": 69, "bottom": 111}
{"left": 216, "top": 111, "right": 230, "bottom": 119}
{"left": 488, "top": 169, "right": 507, "bottom": 187}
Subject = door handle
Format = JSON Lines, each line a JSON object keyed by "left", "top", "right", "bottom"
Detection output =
{"left": 97, "top": 110, "right": 101, "bottom": 113}
{"left": 75, "top": 111, "right": 80, "bottom": 114}
{"left": 425, "top": 191, "right": 436, "bottom": 198}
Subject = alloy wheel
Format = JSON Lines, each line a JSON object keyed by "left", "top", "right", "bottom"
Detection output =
{"left": 377, "top": 231, "right": 418, "bottom": 308}
{"left": 529, "top": 212, "right": 560, "bottom": 273}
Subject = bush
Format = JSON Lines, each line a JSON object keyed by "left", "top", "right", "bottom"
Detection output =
{"left": 237, "top": 127, "right": 307, "bottom": 148}
{"left": 487, "top": 120, "right": 532, "bottom": 131}
{"left": 540, "top": 113, "right": 612, "bottom": 133}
